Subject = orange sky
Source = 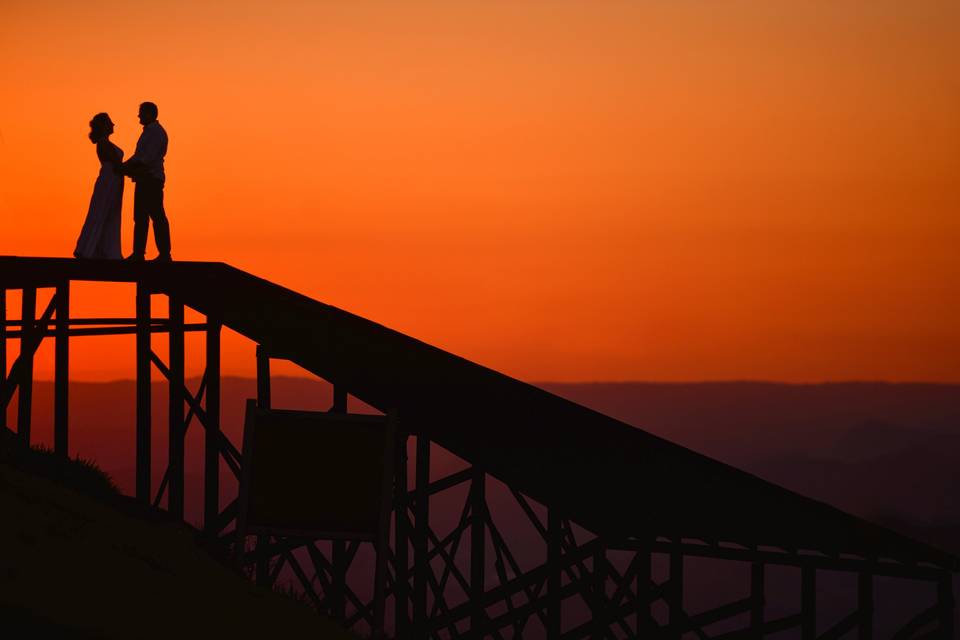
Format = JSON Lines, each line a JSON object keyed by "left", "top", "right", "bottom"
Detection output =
{"left": 1, "top": 1, "right": 958, "bottom": 382}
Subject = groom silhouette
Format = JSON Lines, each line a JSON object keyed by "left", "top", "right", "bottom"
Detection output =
{"left": 119, "top": 101, "right": 171, "bottom": 261}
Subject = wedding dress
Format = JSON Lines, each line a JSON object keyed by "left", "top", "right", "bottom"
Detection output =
{"left": 74, "top": 140, "right": 124, "bottom": 259}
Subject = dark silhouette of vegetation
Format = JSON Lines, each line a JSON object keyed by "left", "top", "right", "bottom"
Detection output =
{"left": 0, "top": 428, "right": 119, "bottom": 500}
{"left": 0, "top": 428, "right": 354, "bottom": 639}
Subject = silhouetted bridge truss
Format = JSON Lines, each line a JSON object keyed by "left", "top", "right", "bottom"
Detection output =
{"left": 1, "top": 256, "right": 956, "bottom": 639}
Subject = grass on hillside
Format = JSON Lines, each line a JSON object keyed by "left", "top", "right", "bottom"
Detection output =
{"left": 0, "top": 427, "right": 355, "bottom": 639}
{"left": 0, "top": 427, "right": 119, "bottom": 499}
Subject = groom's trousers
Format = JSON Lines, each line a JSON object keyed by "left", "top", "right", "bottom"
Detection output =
{"left": 132, "top": 177, "right": 171, "bottom": 257}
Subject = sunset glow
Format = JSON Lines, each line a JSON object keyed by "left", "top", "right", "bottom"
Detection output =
{"left": 1, "top": 1, "right": 958, "bottom": 382}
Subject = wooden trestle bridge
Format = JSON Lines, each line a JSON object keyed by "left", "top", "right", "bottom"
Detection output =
{"left": 0, "top": 256, "right": 956, "bottom": 639}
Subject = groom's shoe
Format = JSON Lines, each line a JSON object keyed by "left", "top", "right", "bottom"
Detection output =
{"left": 124, "top": 253, "right": 144, "bottom": 262}
{"left": 151, "top": 254, "right": 172, "bottom": 262}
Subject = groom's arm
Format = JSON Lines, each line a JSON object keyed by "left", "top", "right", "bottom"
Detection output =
{"left": 115, "top": 159, "right": 145, "bottom": 176}
{"left": 128, "top": 127, "right": 164, "bottom": 166}
{"left": 119, "top": 128, "right": 162, "bottom": 175}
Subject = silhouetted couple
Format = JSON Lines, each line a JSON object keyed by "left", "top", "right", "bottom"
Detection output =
{"left": 74, "top": 101, "right": 172, "bottom": 261}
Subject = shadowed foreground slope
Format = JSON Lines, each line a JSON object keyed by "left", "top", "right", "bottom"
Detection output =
{"left": 0, "top": 438, "right": 354, "bottom": 639}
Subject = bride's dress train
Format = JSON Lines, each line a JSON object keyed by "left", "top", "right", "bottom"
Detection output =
{"left": 75, "top": 142, "right": 124, "bottom": 259}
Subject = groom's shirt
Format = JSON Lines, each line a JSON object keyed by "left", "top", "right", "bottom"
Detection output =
{"left": 130, "top": 121, "right": 168, "bottom": 183}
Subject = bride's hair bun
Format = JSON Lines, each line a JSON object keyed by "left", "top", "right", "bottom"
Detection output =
{"left": 89, "top": 113, "right": 112, "bottom": 143}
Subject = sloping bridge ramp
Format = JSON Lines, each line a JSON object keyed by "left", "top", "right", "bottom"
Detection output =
{"left": 1, "top": 256, "right": 956, "bottom": 639}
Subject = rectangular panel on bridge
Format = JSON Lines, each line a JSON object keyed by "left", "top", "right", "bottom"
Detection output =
{"left": 239, "top": 401, "right": 393, "bottom": 539}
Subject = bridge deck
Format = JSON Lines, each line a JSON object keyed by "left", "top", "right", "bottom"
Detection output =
{"left": 2, "top": 255, "right": 956, "bottom": 570}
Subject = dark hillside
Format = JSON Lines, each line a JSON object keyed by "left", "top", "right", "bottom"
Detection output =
{"left": 0, "top": 432, "right": 354, "bottom": 639}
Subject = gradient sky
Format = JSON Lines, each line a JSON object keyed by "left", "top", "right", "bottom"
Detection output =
{"left": 1, "top": 1, "right": 958, "bottom": 382}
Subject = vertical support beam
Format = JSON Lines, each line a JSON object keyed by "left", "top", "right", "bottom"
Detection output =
{"left": 331, "top": 540, "right": 347, "bottom": 620}
{"left": 591, "top": 542, "right": 607, "bottom": 639}
{"left": 204, "top": 316, "right": 221, "bottom": 533}
{"left": 372, "top": 410, "right": 396, "bottom": 640}
{"left": 327, "top": 378, "right": 352, "bottom": 613}
{"left": 413, "top": 435, "right": 430, "bottom": 631}
{"left": 17, "top": 287, "right": 36, "bottom": 445}
{"left": 255, "top": 345, "right": 271, "bottom": 410}
{"left": 939, "top": 573, "right": 954, "bottom": 640}
{"left": 751, "top": 562, "right": 765, "bottom": 639}
{"left": 54, "top": 282, "right": 69, "bottom": 457}
{"left": 254, "top": 344, "right": 270, "bottom": 586}
{"left": 0, "top": 288, "right": 5, "bottom": 430}
{"left": 668, "top": 541, "right": 683, "bottom": 640}
{"left": 167, "top": 297, "right": 185, "bottom": 519}
{"left": 636, "top": 547, "right": 653, "bottom": 637}
{"left": 135, "top": 284, "right": 151, "bottom": 503}
{"left": 471, "top": 466, "right": 486, "bottom": 634}
{"left": 0, "top": 287, "right": 5, "bottom": 430}
{"left": 547, "top": 509, "right": 562, "bottom": 639}
{"left": 801, "top": 565, "right": 816, "bottom": 640}
{"left": 394, "top": 432, "right": 410, "bottom": 637}
{"left": 858, "top": 572, "right": 873, "bottom": 640}
{"left": 332, "top": 383, "right": 347, "bottom": 413}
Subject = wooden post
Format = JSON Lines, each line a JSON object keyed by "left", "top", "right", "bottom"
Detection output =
{"left": 329, "top": 378, "right": 348, "bottom": 617}
{"left": 636, "top": 547, "right": 653, "bottom": 637}
{"left": 471, "top": 467, "right": 486, "bottom": 634}
{"left": 858, "top": 572, "right": 873, "bottom": 640}
{"left": 1, "top": 288, "right": 7, "bottom": 430}
{"left": 801, "top": 565, "right": 816, "bottom": 640}
{"left": 54, "top": 283, "right": 69, "bottom": 457}
{"left": 204, "top": 316, "right": 221, "bottom": 533}
{"left": 371, "top": 410, "right": 397, "bottom": 640}
{"left": 414, "top": 435, "right": 430, "bottom": 631}
{"left": 254, "top": 344, "right": 270, "bottom": 585}
{"left": 167, "top": 297, "right": 185, "bottom": 519}
{"left": 17, "top": 287, "right": 36, "bottom": 445}
{"left": 255, "top": 345, "right": 271, "bottom": 410}
{"left": 547, "top": 509, "right": 561, "bottom": 639}
{"left": 751, "top": 562, "right": 765, "bottom": 639}
{"left": 591, "top": 543, "right": 607, "bottom": 639}
{"left": 135, "top": 284, "right": 151, "bottom": 503}
{"left": 332, "top": 383, "right": 347, "bottom": 413}
{"left": 669, "top": 542, "right": 683, "bottom": 640}
{"left": 394, "top": 432, "right": 410, "bottom": 637}
{"left": 331, "top": 540, "right": 347, "bottom": 620}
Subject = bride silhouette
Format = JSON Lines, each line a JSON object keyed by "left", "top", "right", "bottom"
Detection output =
{"left": 74, "top": 113, "right": 124, "bottom": 259}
